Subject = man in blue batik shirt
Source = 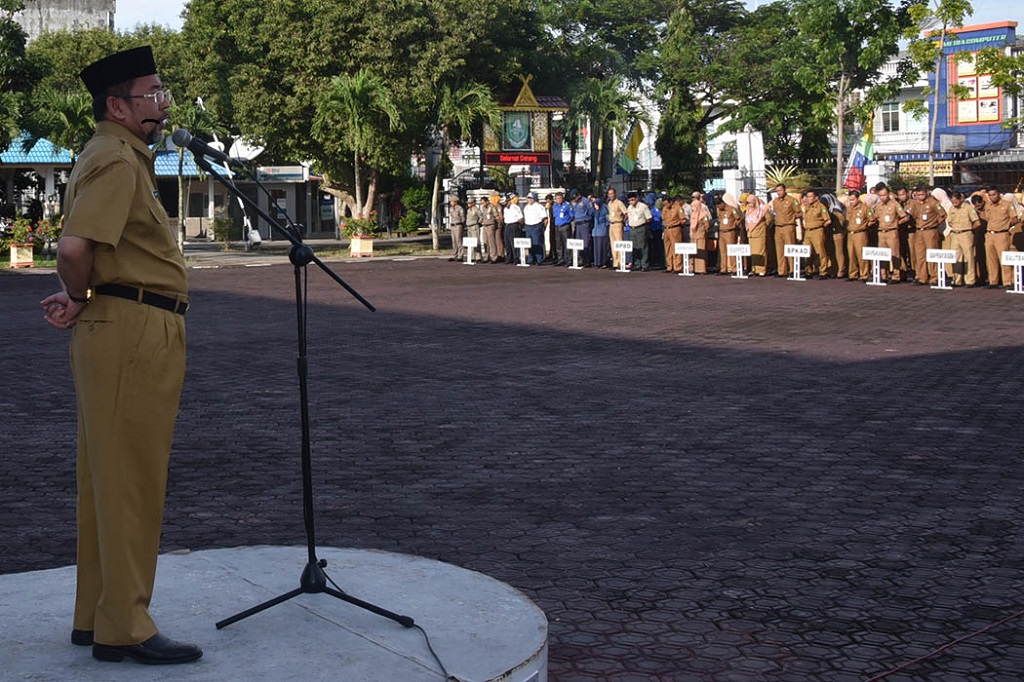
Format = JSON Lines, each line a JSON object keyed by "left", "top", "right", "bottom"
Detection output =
{"left": 570, "top": 189, "right": 595, "bottom": 267}
{"left": 552, "top": 192, "right": 573, "bottom": 265}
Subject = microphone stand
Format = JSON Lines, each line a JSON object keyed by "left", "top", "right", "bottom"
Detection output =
{"left": 192, "top": 154, "right": 414, "bottom": 631}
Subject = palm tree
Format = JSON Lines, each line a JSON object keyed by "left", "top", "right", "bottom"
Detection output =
{"left": 573, "top": 77, "right": 637, "bottom": 191}
{"left": 21, "top": 87, "right": 94, "bottom": 161}
{"left": 168, "top": 98, "right": 227, "bottom": 250}
{"left": 314, "top": 69, "right": 402, "bottom": 222}
{"left": 429, "top": 82, "right": 501, "bottom": 250}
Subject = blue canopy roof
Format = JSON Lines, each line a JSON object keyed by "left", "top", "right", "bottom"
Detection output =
{"left": 0, "top": 133, "right": 73, "bottom": 165}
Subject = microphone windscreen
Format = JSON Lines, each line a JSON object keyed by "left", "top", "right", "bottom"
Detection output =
{"left": 171, "top": 128, "right": 192, "bottom": 147}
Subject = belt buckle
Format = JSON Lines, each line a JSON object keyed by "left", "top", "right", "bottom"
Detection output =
{"left": 174, "top": 299, "right": 189, "bottom": 314}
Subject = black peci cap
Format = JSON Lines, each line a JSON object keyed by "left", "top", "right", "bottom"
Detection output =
{"left": 80, "top": 46, "right": 158, "bottom": 96}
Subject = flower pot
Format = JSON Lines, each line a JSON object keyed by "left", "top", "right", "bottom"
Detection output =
{"left": 9, "top": 243, "right": 35, "bottom": 268}
{"left": 350, "top": 235, "right": 374, "bottom": 258}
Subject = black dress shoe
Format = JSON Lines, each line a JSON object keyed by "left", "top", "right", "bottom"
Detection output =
{"left": 71, "top": 629, "right": 93, "bottom": 646}
{"left": 93, "top": 633, "right": 203, "bottom": 665}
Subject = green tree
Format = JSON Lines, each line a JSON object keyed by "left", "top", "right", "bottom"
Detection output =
{"left": 903, "top": 0, "right": 975, "bottom": 185}
{"left": 976, "top": 47, "right": 1024, "bottom": 128}
{"left": 574, "top": 76, "right": 646, "bottom": 189}
{"left": 21, "top": 87, "right": 93, "bottom": 160}
{"left": 793, "top": 0, "right": 914, "bottom": 191}
{"left": 0, "top": 0, "right": 43, "bottom": 152}
{"left": 313, "top": 69, "right": 402, "bottom": 222}
{"left": 428, "top": 81, "right": 500, "bottom": 248}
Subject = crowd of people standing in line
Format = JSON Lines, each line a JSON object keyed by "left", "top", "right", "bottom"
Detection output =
{"left": 445, "top": 182, "right": 1023, "bottom": 289}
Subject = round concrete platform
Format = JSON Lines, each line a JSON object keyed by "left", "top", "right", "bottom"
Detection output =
{"left": 0, "top": 546, "right": 548, "bottom": 682}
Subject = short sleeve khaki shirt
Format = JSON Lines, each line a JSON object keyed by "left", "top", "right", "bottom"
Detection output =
{"left": 62, "top": 121, "right": 187, "bottom": 296}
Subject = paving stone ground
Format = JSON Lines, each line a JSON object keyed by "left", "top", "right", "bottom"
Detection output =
{"left": 3, "top": 257, "right": 1024, "bottom": 681}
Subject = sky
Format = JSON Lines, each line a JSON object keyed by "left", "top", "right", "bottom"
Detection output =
{"left": 115, "top": 0, "right": 1018, "bottom": 35}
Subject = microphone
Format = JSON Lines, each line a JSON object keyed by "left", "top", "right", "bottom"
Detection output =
{"left": 171, "top": 128, "right": 243, "bottom": 168}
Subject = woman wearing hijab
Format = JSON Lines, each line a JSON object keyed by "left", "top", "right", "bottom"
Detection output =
{"left": 745, "top": 193, "right": 772, "bottom": 277}
{"left": 689, "top": 192, "right": 712, "bottom": 274}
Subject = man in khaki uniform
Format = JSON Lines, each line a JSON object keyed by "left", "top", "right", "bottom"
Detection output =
{"left": 770, "top": 184, "right": 802, "bottom": 277}
{"left": 980, "top": 186, "right": 1021, "bottom": 288}
{"left": 661, "top": 196, "right": 686, "bottom": 273}
{"left": 40, "top": 46, "right": 201, "bottom": 666}
{"left": 448, "top": 196, "right": 466, "bottom": 261}
{"left": 842, "top": 190, "right": 875, "bottom": 281}
{"left": 873, "top": 185, "right": 908, "bottom": 283}
{"left": 715, "top": 195, "right": 743, "bottom": 274}
{"left": 801, "top": 190, "right": 832, "bottom": 278}
{"left": 606, "top": 188, "right": 628, "bottom": 268}
{"left": 946, "top": 191, "right": 980, "bottom": 287}
{"left": 906, "top": 186, "right": 946, "bottom": 285}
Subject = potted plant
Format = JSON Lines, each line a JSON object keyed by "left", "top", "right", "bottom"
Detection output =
{"left": 342, "top": 217, "right": 379, "bottom": 257}
{"left": 3, "top": 218, "right": 39, "bottom": 268}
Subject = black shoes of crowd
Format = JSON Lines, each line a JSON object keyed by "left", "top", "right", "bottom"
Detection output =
{"left": 72, "top": 629, "right": 203, "bottom": 665}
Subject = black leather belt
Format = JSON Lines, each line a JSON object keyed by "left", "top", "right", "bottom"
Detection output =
{"left": 849, "top": 228, "right": 869, "bottom": 234}
{"left": 951, "top": 229, "right": 973, "bottom": 233}
{"left": 806, "top": 226, "right": 824, "bottom": 231}
{"left": 918, "top": 226, "right": 939, "bottom": 231}
{"left": 720, "top": 228, "right": 738, "bottom": 233}
{"left": 988, "top": 230, "right": 1010, "bottom": 234}
{"left": 879, "top": 228, "right": 898, "bottom": 233}
{"left": 95, "top": 283, "right": 189, "bottom": 315}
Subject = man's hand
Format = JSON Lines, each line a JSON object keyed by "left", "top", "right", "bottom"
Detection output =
{"left": 41, "top": 291, "right": 87, "bottom": 329}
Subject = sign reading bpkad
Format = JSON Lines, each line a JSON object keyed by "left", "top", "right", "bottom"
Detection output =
{"left": 784, "top": 244, "right": 810, "bottom": 258}
{"left": 484, "top": 152, "right": 552, "bottom": 165}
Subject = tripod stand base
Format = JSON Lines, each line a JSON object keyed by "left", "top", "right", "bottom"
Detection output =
{"left": 7, "top": 546, "right": 550, "bottom": 681}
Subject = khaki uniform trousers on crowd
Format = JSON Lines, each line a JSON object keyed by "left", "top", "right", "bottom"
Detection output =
{"left": 986, "top": 230, "right": 1013, "bottom": 286}
{"left": 663, "top": 226, "right": 684, "bottom": 272}
{"left": 774, "top": 225, "right": 797, "bottom": 276}
{"left": 718, "top": 227, "right": 740, "bottom": 273}
{"left": 877, "top": 228, "right": 903, "bottom": 282}
{"left": 913, "top": 227, "right": 942, "bottom": 284}
{"left": 747, "top": 221, "right": 769, "bottom": 276}
{"left": 71, "top": 295, "right": 186, "bottom": 646}
{"left": 847, "top": 228, "right": 871, "bottom": 280}
{"left": 690, "top": 220, "right": 710, "bottom": 273}
{"left": 481, "top": 223, "right": 500, "bottom": 261}
{"left": 610, "top": 221, "right": 624, "bottom": 267}
{"left": 803, "top": 226, "right": 831, "bottom": 276}
{"left": 950, "top": 230, "right": 977, "bottom": 286}
{"left": 831, "top": 228, "right": 847, "bottom": 278}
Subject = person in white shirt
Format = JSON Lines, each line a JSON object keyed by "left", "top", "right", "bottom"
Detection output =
{"left": 502, "top": 195, "right": 524, "bottom": 264}
{"left": 626, "top": 193, "right": 653, "bottom": 271}
{"left": 522, "top": 192, "right": 549, "bottom": 265}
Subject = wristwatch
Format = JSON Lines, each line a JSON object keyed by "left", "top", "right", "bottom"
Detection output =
{"left": 68, "top": 288, "right": 92, "bottom": 304}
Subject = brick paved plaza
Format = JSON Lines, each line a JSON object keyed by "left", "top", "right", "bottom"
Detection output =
{"left": 3, "top": 258, "right": 1024, "bottom": 681}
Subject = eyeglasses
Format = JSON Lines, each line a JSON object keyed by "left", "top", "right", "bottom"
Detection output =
{"left": 121, "top": 88, "right": 173, "bottom": 106}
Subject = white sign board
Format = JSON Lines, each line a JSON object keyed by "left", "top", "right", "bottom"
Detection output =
{"left": 1001, "top": 251, "right": 1024, "bottom": 266}
{"left": 613, "top": 240, "right": 633, "bottom": 253}
{"left": 728, "top": 244, "right": 752, "bottom": 257}
{"left": 462, "top": 237, "right": 479, "bottom": 248}
{"left": 927, "top": 249, "right": 956, "bottom": 263}
{"left": 514, "top": 238, "right": 532, "bottom": 249}
{"left": 784, "top": 244, "right": 810, "bottom": 258}
{"left": 863, "top": 247, "right": 892, "bottom": 261}
{"left": 675, "top": 242, "right": 698, "bottom": 255}
{"left": 567, "top": 239, "right": 585, "bottom": 250}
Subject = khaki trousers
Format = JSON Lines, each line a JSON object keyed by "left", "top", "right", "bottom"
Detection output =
{"left": 913, "top": 228, "right": 942, "bottom": 284}
{"left": 610, "top": 223, "right": 625, "bottom": 267}
{"left": 803, "top": 227, "right": 830, "bottom": 276}
{"left": 481, "top": 224, "right": 500, "bottom": 261}
{"left": 71, "top": 296, "right": 186, "bottom": 645}
{"left": 748, "top": 232, "right": 768, "bottom": 275}
{"left": 774, "top": 225, "right": 797, "bottom": 276}
{"left": 951, "top": 231, "right": 976, "bottom": 285}
{"left": 663, "top": 227, "right": 684, "bottom": 272}
{"left": 847, "top": 230, "right": 870, "bottom": 279}
{"left": 878, "top": 229, "right": 903, "bottom": 281}
{"left": 831, "top": 232, "right": 847, "bottom": 277}
{"left": 718, "top": 229, "right": 740, "bottom": 273}
{"left": 986, "top": 231, "right": 1013, "bottom": 286}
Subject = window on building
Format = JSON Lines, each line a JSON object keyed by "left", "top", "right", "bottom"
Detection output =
{"left": 881, "top": 102, "right": 900, "bottom": 132}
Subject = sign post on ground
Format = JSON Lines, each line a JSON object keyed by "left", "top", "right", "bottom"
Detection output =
{"left": 926, "top": 249, "right": 955, "bottom": 290}
{"left": 784, "top": 244, "right": 810, "bottom": 282}
{"left": 728, "top": 244, "right": 752, "bottom": 280}
{"left": 462, "top": 237, "right": 479, "bottom": 266}
{"left": 675, "top": 242, "right": 697, "bottom": 277}
{"left": 614, "top": 241, "right": 633, "bottom": 273}
{"left": 862, "top": 247, "right": 892, "bottom": 287}
{"left": 514, "top": 237, "right": 532, "bottom": 267}
{"left": 1001, "top": 251, "right": 1024, "bottom": 295}
{"left": 567, "top": 238, "right": 585, "bottom": 270}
